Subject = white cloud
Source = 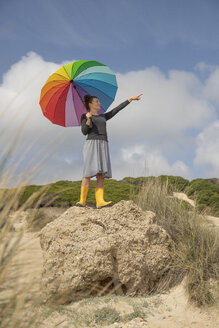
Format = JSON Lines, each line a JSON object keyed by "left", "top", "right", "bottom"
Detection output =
{"left": 110, "top": 66, "right": 216, "bottom": 143}
{"left": 203, "top": 67, "right": 219, "bottom": 105}
{"left": 118, "top": 143, "right": 192, "bottom": 179}
{"left": 0, "top": 52, "right": 219, "bottom": 186}
{"left": 193, "top": 121, "right": 219, "bottom": 177}
{"left": 193, "top": 61, "right": 218, "bottom": 73}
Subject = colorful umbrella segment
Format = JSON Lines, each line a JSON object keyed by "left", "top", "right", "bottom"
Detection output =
{"left": 39, "top": 60, "right": 118, "bottom": 127}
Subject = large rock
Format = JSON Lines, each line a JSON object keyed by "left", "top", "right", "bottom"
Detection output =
{"left": 39, "top": 200, "right": 173, "bottom": 304}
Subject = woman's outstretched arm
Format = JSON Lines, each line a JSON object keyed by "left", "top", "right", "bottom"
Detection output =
{"left": 103, "top": 99, "right": 131, "bottom": 121}
{"left": 103, "top": 94, "right": 143, "bottom": 121}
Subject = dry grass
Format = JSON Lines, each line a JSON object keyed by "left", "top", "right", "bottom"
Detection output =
{"left": 0, "top": 95, "right": 65, "bottom": 327}
{"left": 129, "top": 176, "right": 219, "bottom": 308}
{"left": 0, "top": 182, "right": 57, "bottom": 327}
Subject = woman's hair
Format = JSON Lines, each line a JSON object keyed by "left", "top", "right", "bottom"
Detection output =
{"left": 84, "top": 94, "right": 98, "bottom": 112}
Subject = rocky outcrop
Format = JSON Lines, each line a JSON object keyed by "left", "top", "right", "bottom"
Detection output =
{"left": 39, "top": 200, "right": 173, "bottom": 304}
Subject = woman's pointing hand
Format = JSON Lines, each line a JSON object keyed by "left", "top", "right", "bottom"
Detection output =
{"left": 128, "top": 94, "right": 143, "bottom": 102}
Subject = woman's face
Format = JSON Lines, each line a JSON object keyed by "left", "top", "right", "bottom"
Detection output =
{"left": 90, "top": 97, "right": 101, "bottom": 110}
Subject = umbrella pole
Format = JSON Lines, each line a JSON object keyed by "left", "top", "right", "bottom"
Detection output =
{"left": 73, "top": 84, "right": 86, "bottom": 108}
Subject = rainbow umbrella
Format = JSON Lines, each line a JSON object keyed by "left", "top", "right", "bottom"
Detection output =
{"left": 39, "top": 60, "right": 118, "bottom": 127}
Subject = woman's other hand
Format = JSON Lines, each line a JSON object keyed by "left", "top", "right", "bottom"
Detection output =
{"left": 86, "top": 112, "right": 92, "bottom": 119}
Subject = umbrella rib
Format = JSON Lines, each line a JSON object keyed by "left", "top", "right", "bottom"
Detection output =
{"left": 74, "top": 81, "right": 115, "bottom": 105}
{"left": 73, "top": 61, "right": 106, "bottom": 79}
{"left": 46, "top": 73, "right": 70, "bottom": 83}
{"left": 75, "top": 75, "right": 117, "bottom": 88}
{"left": 41, "top": 84, "right": 69, "bottom": 115}
{"left": 52, "top": 84, "right": 70, "bottom": 124}
{"left": 75, "top": 70, "right": 115, "bottom": 80}
{"left": 40, "top": 82, "right": 70, "bottom": 101}
{"left": 71, "top": 88, "right": 83, "bottom": 125}
{"left": 75, "top": 78, "right": 117, "bottom": 91}
{"left": 40, "top": 81, "right": 70, "bottom": 101}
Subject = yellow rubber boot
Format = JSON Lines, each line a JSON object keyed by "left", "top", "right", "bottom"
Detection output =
{"left": 76, "top": 185, "right": 89, "bottom": 207}
{"left": 95, "top": 187, "right": 112, "bottom": 209}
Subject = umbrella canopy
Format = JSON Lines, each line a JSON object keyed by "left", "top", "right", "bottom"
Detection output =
{"left": 39, "top": 60, "right": 118, "bottom": 127}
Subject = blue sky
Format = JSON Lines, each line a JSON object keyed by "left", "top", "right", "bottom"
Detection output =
{"left": 1, "top": 0, "right": 219, "bottom": 186}
{"left": 1, "top": 0, "right": 219, "bottom": 79}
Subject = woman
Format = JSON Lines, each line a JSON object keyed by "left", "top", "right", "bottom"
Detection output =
{"left": 76, "top": 93, "right": 143, "bottom": 209}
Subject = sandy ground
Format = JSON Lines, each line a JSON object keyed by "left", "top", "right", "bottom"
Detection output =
{"left": 173, "top": 192, "right": 196, "bottom": 207}
{"left": 1, "top": 196, "right": 219, "bottom": 327}
{"left": 35, "top": 275, "right": 219, "bottom": 328}
{"left": 173, "top": 192, "right": 219, "bottom": 228}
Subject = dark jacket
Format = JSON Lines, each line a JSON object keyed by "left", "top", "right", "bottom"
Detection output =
{"left": 81, "top": 99, "right": 130, "bottom": 142}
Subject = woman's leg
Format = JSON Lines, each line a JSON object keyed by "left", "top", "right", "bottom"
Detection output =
{"left": 81, "top": 177, "right": 91, "bottom": 187}
{"left": 95, "top": 173, "right": 112, "bottom": 208}
{"left": 96, "top": 173, "right": 104, "bottom": 188}
{"left": 76, "top": 177, "right": 91, "bottom": 206}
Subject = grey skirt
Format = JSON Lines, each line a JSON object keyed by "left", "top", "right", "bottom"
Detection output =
{"left": 82, "top": 139, "right": 112, "bottom": 179}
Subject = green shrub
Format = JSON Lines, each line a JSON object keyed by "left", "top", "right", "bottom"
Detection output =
{"left": 94, "top": 306, "right": 121, "bottom": 325}
{"left": 122, "top": 304, "right": 146, "bottom": 322}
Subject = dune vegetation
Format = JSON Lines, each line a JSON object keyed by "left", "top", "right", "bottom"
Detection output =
{"left": 1, "top": 175, "right": 219, "bottom": 217}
